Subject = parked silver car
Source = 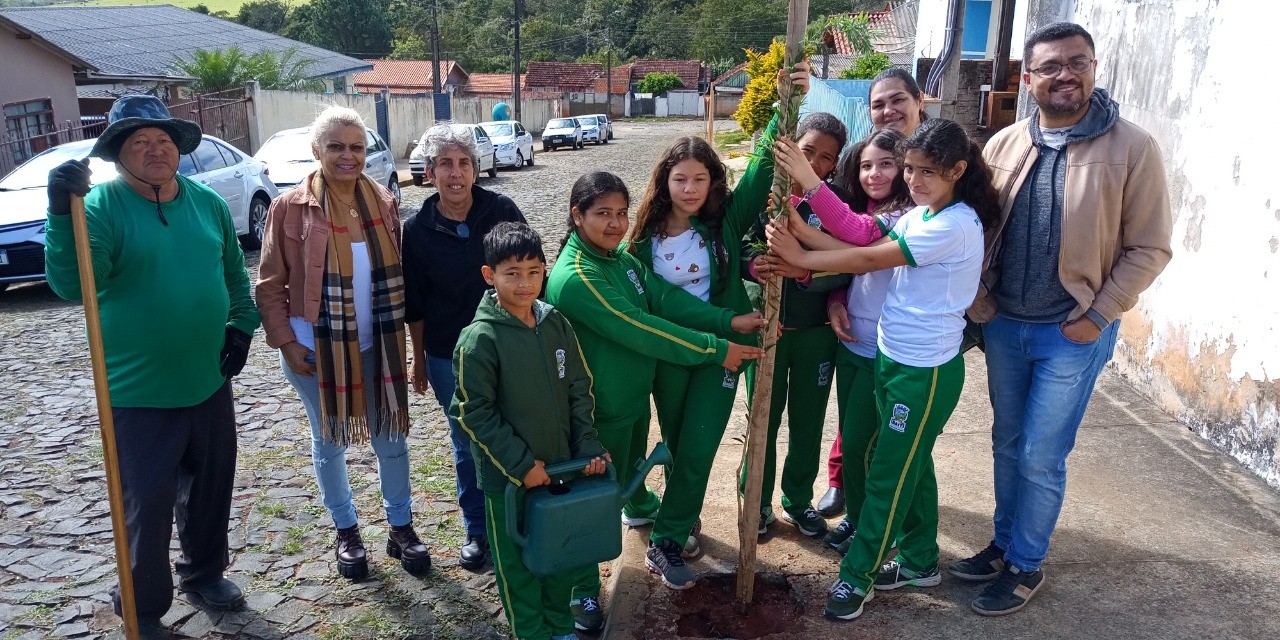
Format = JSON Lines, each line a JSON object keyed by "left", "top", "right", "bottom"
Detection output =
{"left": 408, "top": 124, "right": 498, "bottom": 186}
{"left": 541, "top": 118, "right": 583, "bottom": 151}
{"left": 255, "top": 126, "right": 401, "bottom": 202}
{"left": 479, "top": 120, "right": 535, "bottom": 168}
{"left": 0, "top": 134, "right": 278, "bottom": 291}
{"left": 576, "top": 115, "right": 609, "bottom": 145}
{"left": 588, "top": 113, "right": 614, "bottom": 140}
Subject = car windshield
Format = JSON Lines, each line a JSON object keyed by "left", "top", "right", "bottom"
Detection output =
{"left": 0, "top": 143, "right": 117, "bottom": 190}
{"left": 547, "top": 118, "right": 575, "bottom": 129}
{"left": 575, "top": 117, "right": 598, "bottom": 127}
{"left": 255, "top": 131, "right": 316, "bottom": 164}
{"left": 484, "top": 124, "right": 514, "bottom": 138}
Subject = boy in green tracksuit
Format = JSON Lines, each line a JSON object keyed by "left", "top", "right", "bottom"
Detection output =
{"left": 450, "top": 222, "right": 610, "bottom": 640}
{"left": 547, "top": 170, "right": 763, "bottom": 627}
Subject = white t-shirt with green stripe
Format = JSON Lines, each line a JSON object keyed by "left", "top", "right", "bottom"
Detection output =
{"left": 877, "top": 201, "right": 984, "bottom": 367}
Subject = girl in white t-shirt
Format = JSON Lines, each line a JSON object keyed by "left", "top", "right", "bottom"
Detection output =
{"left": 767, "top": 118, "right": 1001, "bottom": 621}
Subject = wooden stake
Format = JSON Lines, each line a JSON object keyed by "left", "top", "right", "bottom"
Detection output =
{"left": 736, "top": 0, "right": 809, "bottom": 610}
{"left": 70, "top": 194, "right": 139, "bottom": 640}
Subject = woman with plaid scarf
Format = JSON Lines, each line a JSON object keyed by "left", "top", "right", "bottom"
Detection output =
{"left": 256, "top": 106, "right": 430, "bottom": 581}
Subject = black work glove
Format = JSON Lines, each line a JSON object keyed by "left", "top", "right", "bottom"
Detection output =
{"left": 219, "top": 326, "right": 253, "bottom": 378}
{"left": 47, "top": 159, "right": 92, "bottom": 216}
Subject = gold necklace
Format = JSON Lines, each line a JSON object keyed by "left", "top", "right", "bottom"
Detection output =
{"left": 324, "top": 181, "right": 359, "bottom": 218}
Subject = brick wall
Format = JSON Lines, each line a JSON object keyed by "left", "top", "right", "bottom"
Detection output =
{"left": 915, "top": 58, "right": 1020, "bottom": 144}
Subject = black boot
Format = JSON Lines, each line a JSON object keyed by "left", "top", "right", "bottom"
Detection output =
{"left": 459, "top": 534, "right": 490, "bottom": 571}
{"left": 387, "top": 523, "right": 432, "bottom": 574}
{"left": 335, "top": 525, "right": 368, "bottom": 580}
{"left": 816, "top": 486, "right": 846, "bottom": 518}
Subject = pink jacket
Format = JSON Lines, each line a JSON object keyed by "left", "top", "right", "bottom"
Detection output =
{"left": 254, "top": 175, "right": 402, "bottom": 349}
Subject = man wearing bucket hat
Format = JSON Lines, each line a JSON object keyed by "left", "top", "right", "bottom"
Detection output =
{"left": 43, "top": 95, "right": 260, "bottom": 638}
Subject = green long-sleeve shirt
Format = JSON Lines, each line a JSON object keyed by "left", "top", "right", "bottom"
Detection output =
{"left": 450, "top": 293, "right": 607, "bottom": 492}
{"left": 44, "top": 175, "right": 260, "bottom": 408}
{"left": 627, "top": 113, "right": 779, "bottom": 345}
{"left": 546, "top": 232, "right": 731, "bottom": 426}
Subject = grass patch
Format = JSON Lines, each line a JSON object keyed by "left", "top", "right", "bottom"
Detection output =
{"left": 318, "top": 607, "right": 415, "bottom": 640}
{"left": 13, "top": 604, "right": 54, "bottom": 625}
{"left": 281, "top": 524, "right": 311, "bottom": 555}
{"left": 715, "top": 129, "right": 751, "bottom": 148}
{"left": 411, "top": 455, "right": 456, "bottom": 498}
{"left": 258, "top": 501, "right": 287, "bottom": 517}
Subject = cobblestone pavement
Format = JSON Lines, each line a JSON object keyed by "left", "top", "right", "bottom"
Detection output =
{"left": 0, "top": 119, "right": 716, "bottom": 640}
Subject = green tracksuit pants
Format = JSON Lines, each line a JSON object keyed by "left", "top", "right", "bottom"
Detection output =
{"left": 572, "top": 411, "right": 662, "bottom": 600}
{"left": 740, "top": 325, "right": 838, "bottom": 513}
{"left": 649, "top": 360, "right": 742, "bottom": 545}
{"left": 837, "top": 347, "right": 880, "bottom": 523}
{"left": 838, "top": 351, "right": 964, "bottom": 592}
{"left": 486, "top": 492, "right": 590, "bottom": 639}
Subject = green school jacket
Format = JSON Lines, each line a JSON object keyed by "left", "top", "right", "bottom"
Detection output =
{"left": 546, "top": 231, "right": 732, "bottom": 426}
{"left": 449, "top": 292, "right": 607, "bottom": 492}
{"left": 627, "top": 113, "right": 780, "bottom": 346}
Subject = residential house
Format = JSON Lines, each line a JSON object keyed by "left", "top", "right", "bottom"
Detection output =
{"left": 0, "top": 14, "right": 90, "bottom": 174}
{"left": 829, "top": 3, "right": 917, "bottom": 68}
{"left": 353, "top": 59, "right": 469, "bottom": 95}
{"left": 523, "top": 61, "right": 604, "bottom": 94}
{"left": 460, "top": 73, "right": 524, "bottom": 98}
{"left": 625, "top": 59, "right": 709, "bottom": 94}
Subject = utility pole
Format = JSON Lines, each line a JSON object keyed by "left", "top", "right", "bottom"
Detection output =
{"left": 512, "top": 0, "right": 523, "bottom": 121}
{"left": 605, "top": 26, "right": 612, "bottom": 118}
{"left": 430, "top": 0, "right": 442, "bottom": 95}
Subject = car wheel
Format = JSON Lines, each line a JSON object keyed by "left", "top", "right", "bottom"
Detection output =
{"left": 603, "top": 135, "right": 609, "bottom": 145}
{"left": 544, "top": 144, "right": 551, "bottom": 152}
{"left": 526, "top": 148, "right": 534, "bottom": 166}
{"left": 412, "top": 174, "right": 423, "bottom": 187}
{"left": 388, "top": 176, "right": 402, "bottom": 202}
{"left": 239, "top": 195, "right": 270, "bottom": 250}
{"left": 488, "top": 154, "right": 498, "bottom": 178}
{"left": 514, "top": 151, "right": 524, "bottom": 170}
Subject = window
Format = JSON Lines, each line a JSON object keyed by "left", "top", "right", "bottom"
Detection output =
{"left": 193, "top": 139, "right": 228, "bottom": 172}
{"left": 473, "top": 127, "right": 489, "bottom": 143}
{"left": 515, "top": 123, "right": 526, "bottom": 136}
{"left": 215, "top": 141, "right": 243, "bottom": 165}
{"left": 177, "top": 154, "right": 198, "bottom": 176}
{"left": 4, "top": 99, "right": 56, "bottom": 167}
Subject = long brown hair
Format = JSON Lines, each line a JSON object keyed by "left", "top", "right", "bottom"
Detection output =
{"left": 836, "top": 129, "right": 914, "bottom": 215}
{"left": 629, "top": 136, "right": 730, "bottom": 286}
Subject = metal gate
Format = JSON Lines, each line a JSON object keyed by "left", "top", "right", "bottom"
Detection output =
{"left": 167, "top": 88, "right": 252, "bottom": 152}
{"left": 630, "top": 96, "right": 655, "bottom": 116}
{"left": 432, "top": 93, "right": 451, "bottom": 121}
{"left": 374, "top": 93, "right": 391, "bottom": 145}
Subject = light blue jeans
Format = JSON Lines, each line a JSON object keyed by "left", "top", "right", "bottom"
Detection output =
{"left": 280, "top": 349, "right": 412, "bottom": 530}
{"left": 982, "top": 315, "right": 1119, "bottom": 572}
{"left": 426, "top": 354, "right": 487, "bottom": 537}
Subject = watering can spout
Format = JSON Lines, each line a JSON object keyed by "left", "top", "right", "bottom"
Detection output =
{"left": 621, "top": 443, "right": 672, "bottom": 503}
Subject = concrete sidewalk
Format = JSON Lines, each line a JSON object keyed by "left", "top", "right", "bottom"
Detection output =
{"left": 601, "top": 353, "right": 1280, "bottom": 639}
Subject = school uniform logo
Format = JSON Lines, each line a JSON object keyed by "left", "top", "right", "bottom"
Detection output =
{"left": 890, "top": 403, "right": 910, "bottom": 432}
{"left": 626, "top": 269, "right": 645, "bottom": 294}
{"left": 807, "top": 213, "right": 823, "bottom": 228}
{"left": 817, "top": 362, "right": 832, "bottom": 386}
{"left": 722, "top": 369, "right": 736, "bottom": 389}
{"left": 556, "top": 349, "right": 566, "bottom": 379}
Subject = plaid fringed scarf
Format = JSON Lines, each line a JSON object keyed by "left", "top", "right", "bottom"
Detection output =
{"left": 310, "top": 171, "right": 410, "bottom": 445}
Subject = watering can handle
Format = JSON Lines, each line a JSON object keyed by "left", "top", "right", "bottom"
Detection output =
{"left": 504, "top": 458, "right": 618, "bottom": 548}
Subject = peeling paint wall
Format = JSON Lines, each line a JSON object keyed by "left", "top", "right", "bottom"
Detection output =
{"left": 1026, "top": 0, "right": 1280, "bottom": 487}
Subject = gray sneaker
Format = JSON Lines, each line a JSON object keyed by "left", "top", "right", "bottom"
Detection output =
{"left": 758, "top": 505, "right": 776, "bottom": 536}
{"left": 949, "top": 541, "right": 1006, "bottom": 582}
{"left": 971, "top": 565, "right": 1045, "bottom": 616}
{"left": 875, "top": 559, "right": 942, "bottom": 590}
{"left": 781, "top": 505, "right": 829, "bottom": 536}
{"left": 646, "top": 538, "right": 696, "bottom": 590}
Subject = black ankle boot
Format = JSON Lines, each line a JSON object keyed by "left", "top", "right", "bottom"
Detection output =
{"left": 335, "top": 525, "right": 368, "bottom": 580}
{"left": 387, "top": 523, "right": 432, "bottom": 574}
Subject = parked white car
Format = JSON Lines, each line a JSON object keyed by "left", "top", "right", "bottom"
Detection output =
{"left": 408, "top": 124, "right": 498, "bottom": 186}
{"left": 0, "top": 134, "right": 278, "bottom": 291}
{"left": 576, "top": 116, "right": 608, "bottom": 145}
{"left": 541, "top": 118, "right": 582, "bottom": 151}
{"left": 254, "top": 126, "right": 401, "bottom": 202}
{"left": 479, "top": 120, "right": 535, "bottom": 169}
{"left": 588, "top": 113, "right": 614, "bottom": 140}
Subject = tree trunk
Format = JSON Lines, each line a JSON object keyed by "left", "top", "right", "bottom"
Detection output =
{"left": 736, "top": 0, "right": 809, "bottom": 610}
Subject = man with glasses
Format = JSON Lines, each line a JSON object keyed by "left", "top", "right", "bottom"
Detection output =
{"left": 401, "top": 123, "right": 526, "bottom": 572}
{"left": 955, "top": 22, "right": 1172, "bottom": 616}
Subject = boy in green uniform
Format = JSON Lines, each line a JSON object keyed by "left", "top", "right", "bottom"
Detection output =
{"left": 450, "top": 222, "right": 610, "bottom": 640}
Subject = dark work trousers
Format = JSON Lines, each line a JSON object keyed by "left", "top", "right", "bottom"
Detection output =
{"left": 110, "top": 381, "right": 238, "bottom": 619}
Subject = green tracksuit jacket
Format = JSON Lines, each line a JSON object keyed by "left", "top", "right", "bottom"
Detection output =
{"left": 450, "top": 291, "right": 607, "bottom": 493}
{"left": 546, "top": 231, "right": 735, "bottom": 425}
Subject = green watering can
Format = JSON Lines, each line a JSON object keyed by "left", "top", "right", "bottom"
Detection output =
{"left": 505, "top": 443, "right": 672, "bottom": 577}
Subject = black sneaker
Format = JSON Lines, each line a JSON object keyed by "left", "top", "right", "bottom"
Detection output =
{"left": 823, "top": 578, "right": 874, "bottom": 620}
{"left": 572, "top": 596, "right": 604, "bottom": 631}
{"left": 874, "top": 559, "right": 941, "bottom": 590}
{"left": 949, "top": 541, "right": 1006, "bottom": 582}
{"left": 971, "top": 565, "right": 1045, "bottom": 616}
{"left": 781, "top": 505, "right": 828, "bottom": 536}
{"left": 646, "top": 538, "right": 696, "bottom": 590}
{"left": 823, "top": 519, "right": 855, "bottom": 552}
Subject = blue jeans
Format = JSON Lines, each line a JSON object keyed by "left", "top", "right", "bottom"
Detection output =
{"left": 426, "top": 354, "right": 486, "bottom": 537}
{"left": 280, "top": 350, "right": 412, "bottom": 530}
{"left": 983, "top": 315, "right": 1119, "bottom": 572}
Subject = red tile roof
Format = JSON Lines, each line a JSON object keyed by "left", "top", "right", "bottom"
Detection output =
{"left": 352, "top": 59, "right": 463, "bottom": 93}
{"left": 629, "top": 59, "right": 705, "bottom": 90}
{"left": 463, "top": 73, "right": 523, "bottom": 96}
{"left": 523, "top": 61, "right": 603, "bottom": 91}
{"left": 831, "top": 7, "right": 897, "bottom": 55}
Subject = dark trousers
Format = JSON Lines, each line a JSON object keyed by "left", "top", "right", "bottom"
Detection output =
{"left": 110, "top": 382, "right": 238, "bottom": 618}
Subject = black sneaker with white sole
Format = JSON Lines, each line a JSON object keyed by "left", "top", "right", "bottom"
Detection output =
{"left": 949, "top": 540, "right": 1006, "bottom": 581}
{"left": 781, "top": 505, "right": 828, "bottom": 536}
{"left": 646, "top": 538, "right": 696, "bottom": 590}
{"left": 823, "top": 578, "right": 874, "bottom": 620}
{"left": 572, "top": 596, "right": 603, "bottom": 631}
{"left": 823, "top": 519, "right": 855, "bottom": 552}
{"left": 874, "top": 559, "right": 941, "bottom": 590}
{"left": 971, "top": 565, "right": 1044, "bottom": 616}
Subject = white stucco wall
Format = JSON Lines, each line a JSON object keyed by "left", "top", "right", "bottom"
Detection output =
{"left": 1026, "top": 0, "right": 1280, "bottom": 486}
{"left": 913, "top": 0, "right": 1027, "bottom": 63}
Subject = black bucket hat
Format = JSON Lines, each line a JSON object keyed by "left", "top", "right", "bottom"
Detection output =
{"left": 89, "top": 95, "right": 202, "bottom": 162}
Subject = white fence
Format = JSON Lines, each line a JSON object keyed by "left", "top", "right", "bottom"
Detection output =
{"left": 385, "top": 94, "right": 436, "bottom": 158}
{"left": 255, "top": 89, "right": 376, "bottom": 149}
{"left": 451, "top": 96, "right": 562, "bottom": 135}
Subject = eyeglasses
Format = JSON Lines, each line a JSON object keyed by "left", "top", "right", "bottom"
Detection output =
{"left": 1028, "top": 58, "right": 1094, "bottom": 78}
